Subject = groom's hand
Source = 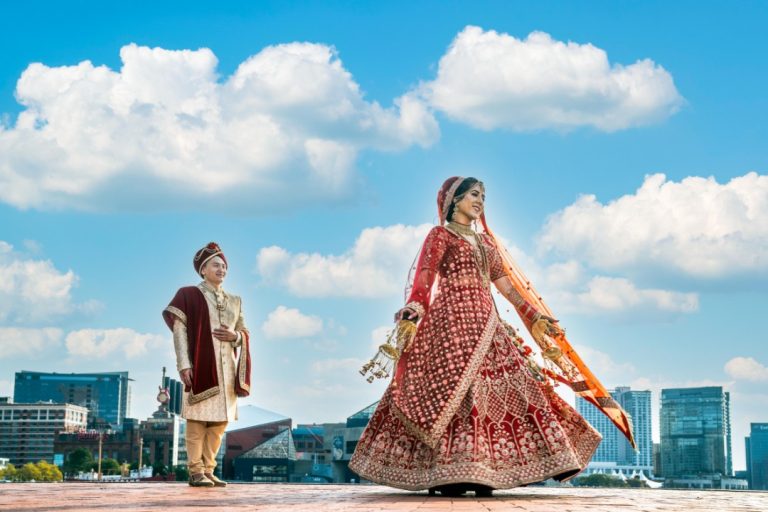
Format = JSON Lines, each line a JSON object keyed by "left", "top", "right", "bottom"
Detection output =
{"left": 180, "top": 368, "right": 193, "bottom": 387}
{"left": 213, "top": 324, "right": 238, "bottom": 342}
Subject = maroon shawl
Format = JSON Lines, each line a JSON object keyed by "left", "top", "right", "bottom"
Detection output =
{"left": 163, "top": 286, "right": 251, "bottom": 403}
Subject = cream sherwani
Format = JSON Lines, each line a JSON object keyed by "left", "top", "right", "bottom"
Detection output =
{"left": 172, "top": 281, "right": 246, "bottom": 422}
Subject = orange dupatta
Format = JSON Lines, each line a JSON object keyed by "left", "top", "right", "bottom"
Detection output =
{"left": 481, "top": 217, "right": 636, "bottom": 449}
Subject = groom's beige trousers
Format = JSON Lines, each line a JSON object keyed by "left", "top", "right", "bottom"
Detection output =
{"left": 186, "top": 419, "right": 227, "bottom": 475}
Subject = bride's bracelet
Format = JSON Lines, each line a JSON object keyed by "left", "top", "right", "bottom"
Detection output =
{"left": 403, "top": 301, "right": 425, "bottom": 319}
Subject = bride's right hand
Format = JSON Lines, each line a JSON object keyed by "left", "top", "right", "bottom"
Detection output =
{"left": 394, "top": 307, "right": 419, "bottom": 323}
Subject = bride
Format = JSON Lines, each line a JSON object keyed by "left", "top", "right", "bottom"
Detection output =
{"left": 350, "top": 177, "right": 634, "bottom": 496}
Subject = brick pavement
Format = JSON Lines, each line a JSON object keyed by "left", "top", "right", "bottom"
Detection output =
{"left": 0, "top": 483, "right": 766, "bottom": 512}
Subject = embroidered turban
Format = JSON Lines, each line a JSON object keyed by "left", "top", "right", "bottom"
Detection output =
{"left": 193, "top": 242, "right": 227, "bottom": 277}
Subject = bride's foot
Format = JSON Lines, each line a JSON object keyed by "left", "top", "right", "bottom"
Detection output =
{"left": 431, "top": 484, "right": 468, "bottom": 497}
{"left": 472, "top": 484, "right": 493, "bottom": 497}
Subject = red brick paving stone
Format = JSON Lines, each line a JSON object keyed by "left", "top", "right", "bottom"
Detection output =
{"left": 0, "top": 484, "right": 766, "bottom": 511}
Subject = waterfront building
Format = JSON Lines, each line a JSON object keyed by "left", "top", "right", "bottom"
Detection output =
{"left": 577, "top": 386, "right": 653, "bottom": 478}
{"left": 660, "top": 386, "right": 738, "bottom": 489}
{"left": 14, "top": 371, "right": 131, "bottom": 429}
{"left": 746, "top": 423, "right": 768, "bottom": 490}
{"left": 0, "top": 402, "right": 88, "bottom": 465}
{"left": 234, "top": 428, "right": 296, "bottom": 482}
{"left": 53, "top": 417, "right": 142, "bottom": 467}
{"left": 222, "top": 405, "right": 292, "bottom": 479}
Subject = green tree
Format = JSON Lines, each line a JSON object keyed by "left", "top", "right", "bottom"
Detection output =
{"left": 573, "top": 473, "right": 627, "bottom": 488}
{"left": 626, "top": 476, "right": 649, "bottom": 488}
{"left": 63, "top": 448, "right": 94, "bottom": 475}
{"left": 19, "top": 462, "right": 43, "bottom": 482}
{"left": 97, "top": 458, "right": 121, "bottom": 475}
{"left": 153, "top": 461, "right": 168, "bottom": 476}
{"left": 0, "top": 463, "right": 17, "bottom": 481}
{"left": 35, "top": 461, "right": 63, "bottom": 482}
{"left": 173, "top": 465, "right": 189, "bottom": 481}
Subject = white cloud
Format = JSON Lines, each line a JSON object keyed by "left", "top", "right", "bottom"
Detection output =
{"left": 538, "top": 172, "right": 768, "bottom": 278}
{"left": 573, "top": 344, "right": 637, "bottom": 383}
{"left": 0, "top": 327, "right": 63, "bottom": 358}
{"left": 725, "top": 357, "right": 768, "bottom": 382}
{"left": 22, "top": 240, "right": 42, "bottom": 253}
{"left": 421, "top": 26, "right": 683, "bottom": 132}
{"left": 0, "top": 241, "right": 94, "bottom": 324}
{"left": 258, "top": 220, "right": 698, "bottom": 315}
{"left": 65, "top": 328, "right": 166, "bottom": 359}
{"left": 552, "top": 276, "right": 699, "bottom": 314}
{"left": 261, "top": 306, "right": 323, "bottom": 339}
{"left": 0, "top": 379, "right": 11, "bottom": 397}
{"left": 370, "top": 325, "right": 392, "bottom": 351}
{"left": 257, "top": 223, "right": 432, "bottom": 298}
{"left": 490, "top": 244, "right": 698, "bottom": 317}
{"left": 311, "top": 357, "right": 364, "bottom": 374}
{"left": 0, "top": 42, "right": 438, "bottom": 211}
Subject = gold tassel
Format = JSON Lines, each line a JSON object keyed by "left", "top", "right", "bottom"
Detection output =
{"left": 531, "top": 318, "right": 579, "bottom": 382}
{"left": 360, "top": 320, "right": 417, "bottom": 383}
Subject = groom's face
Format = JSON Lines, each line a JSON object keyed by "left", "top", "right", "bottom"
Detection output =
{"left": 202, "top": 256, "right": 227, "bottom": 285}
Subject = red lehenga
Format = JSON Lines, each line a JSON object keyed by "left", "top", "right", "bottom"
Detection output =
{"left": 349, "top": 224, "right": 602, "bottom": 490}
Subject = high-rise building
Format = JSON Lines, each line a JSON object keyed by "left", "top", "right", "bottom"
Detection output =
{"left": 0, "top": 402, "right": 88, "bottom": 465}
{"left": 660, "top": 386, "right": 732, "bottom": 479}
{"left": 14, "top": 371, "right": 131, "bottom": 429}
{"left": 577, "top": 386, "right": 653, "bottom": 477}
{"left": 746, "top": 423, "right": 768, "bottom": 490}
{"left": 162, "top": 376, "right": 183, "bottom": 416}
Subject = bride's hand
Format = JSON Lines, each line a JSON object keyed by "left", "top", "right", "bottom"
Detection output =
{"left": 534, "top": 315, "right": 561, "bottom": 337}
{"left": 540, "top": 314, "right": 558, "bottom": 324}
{"left": 394, "top": 307, "right": 419, "bottom": 323}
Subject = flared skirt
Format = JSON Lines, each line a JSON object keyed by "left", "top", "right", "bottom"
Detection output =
{"left": 349, "top": 321, "right": 602, "bottom": 490}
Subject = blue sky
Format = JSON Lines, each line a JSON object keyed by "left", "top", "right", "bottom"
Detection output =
{"left": 1, "top": 1, "right": 766, "bottom": 471}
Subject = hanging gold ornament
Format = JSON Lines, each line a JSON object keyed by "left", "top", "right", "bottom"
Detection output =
{"left": 360, "top": 320, "right": 417, "bottom": 383}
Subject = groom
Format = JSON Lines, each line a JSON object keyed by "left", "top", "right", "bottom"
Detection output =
{"left": 163, "top": 242, "right": 251, "bottom": 487}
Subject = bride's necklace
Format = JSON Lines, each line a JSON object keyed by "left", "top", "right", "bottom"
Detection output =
{"left": 447, "top": 221, "right": 490, "bottom": 287}
{"left": 447, "top": 221, "right": 474, "bottom": 237}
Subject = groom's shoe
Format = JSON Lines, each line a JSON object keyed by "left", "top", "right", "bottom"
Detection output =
{"left": 189, "top": 473, "right": 214, "bottom": 487}
{"left": 204, "top": 473, "right": 227, "bottom": 487}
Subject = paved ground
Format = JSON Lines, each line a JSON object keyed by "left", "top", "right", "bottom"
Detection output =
{"left": 0, "top": 483, "right": 766, "bottom": 511}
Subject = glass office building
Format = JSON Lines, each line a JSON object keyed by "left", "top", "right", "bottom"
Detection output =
{"left": 14, "top": 371, "right": 131, "bottom": 429}
{"left": 660, "top": 386, "right": 732, "bottom": 478}
{"left": 577, "top": 386, "right": 653, "bottom": 476}
{"left": 746, "top": 423, "right": 768, "bottom": 490}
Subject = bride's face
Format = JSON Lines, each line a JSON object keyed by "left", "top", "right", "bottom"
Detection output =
{"left": 454, "top": 184, "right": 485, "bottom": 222}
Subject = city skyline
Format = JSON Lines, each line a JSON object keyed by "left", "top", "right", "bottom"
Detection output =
{"left": 4, "top": 370, "right": 762, "bottom": 483}
{"left": 1, "top": 1, "right": 766, "bottom": 473}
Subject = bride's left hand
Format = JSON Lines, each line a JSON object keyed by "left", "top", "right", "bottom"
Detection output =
{"left": 540, "top": 314, "right": 558, "bottom": 324}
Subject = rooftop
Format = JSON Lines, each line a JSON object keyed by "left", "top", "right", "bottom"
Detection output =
{"left": 0, "top": 483, "right": 766, "bottom": 511}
